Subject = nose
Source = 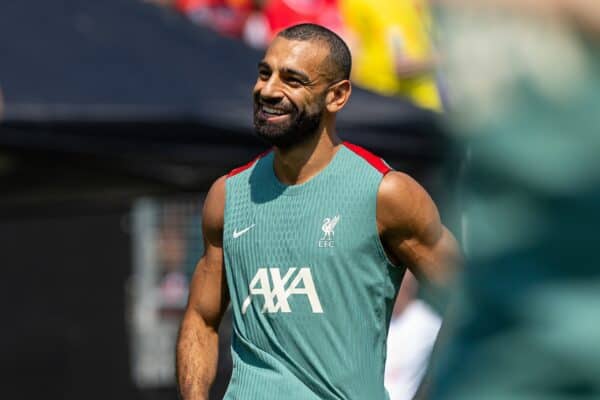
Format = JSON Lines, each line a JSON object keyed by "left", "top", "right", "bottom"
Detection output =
{"left": 256, "top": 75, "right": 284, "bottom": 104}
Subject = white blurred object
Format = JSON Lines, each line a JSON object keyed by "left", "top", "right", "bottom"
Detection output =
{"left": 385, "top": 299, "right": 442, "bottom": 400}
{"left": 243, "top": 11, "right": 270, "bottom": 49}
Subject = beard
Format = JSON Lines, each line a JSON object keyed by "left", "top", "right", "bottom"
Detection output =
{"left": 253, "top": 94, "right": 324, "bottom": 150}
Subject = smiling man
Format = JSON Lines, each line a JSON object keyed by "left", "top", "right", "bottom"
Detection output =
{"left": 176, "top": 23, "right": 460, "bottom": 400}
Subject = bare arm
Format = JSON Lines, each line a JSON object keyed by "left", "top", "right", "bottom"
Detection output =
{"left": 377, "top": 172, "right": 461, "bottom": 291}
{"left": 177, "top": 176, "right": 229, "bottom": 400}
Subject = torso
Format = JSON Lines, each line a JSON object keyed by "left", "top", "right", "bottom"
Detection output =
{"left": 222, "top": 142, "right": 405, "bottom": 400}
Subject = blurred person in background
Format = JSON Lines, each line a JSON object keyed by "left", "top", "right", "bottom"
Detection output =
{"left": 259, "top": 0, "right": 343, "bottom": 41}
{"left": 176, "top": 23, "right": 460, "bottom": 400}
{"left": 422, "top": 0, "right": 600, "bottom": 398}
{"left": 157, "top": 222, "right": 189, "bottom": 312}
{"left": 243, "top": 0, "right": 345, "bottom": 48}
{"left": 339, "top": 0, "right": 443, "bottom": 111}
{"left": 174, "top": 0, "right": 344, "bottom": 48}
{"left": 385, "top": 271, "right": 442, "bottom": 400}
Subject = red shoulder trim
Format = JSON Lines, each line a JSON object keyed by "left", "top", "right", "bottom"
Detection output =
{"left": 227, "top": 149, "right": 272, "bottom": 178}
{"left": 343, "top": 142, "right": 392, "bottom": 175}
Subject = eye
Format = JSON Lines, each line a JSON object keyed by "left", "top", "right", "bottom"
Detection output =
{"left": 286, "top": 77, "right": 303, "bottom": 87}
{"left": 257, "top": 68, "right": 269, "bottom": 81}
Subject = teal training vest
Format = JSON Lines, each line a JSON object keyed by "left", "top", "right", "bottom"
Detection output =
{"left": 223, "top": 142, "right": 405, "bottom": 400}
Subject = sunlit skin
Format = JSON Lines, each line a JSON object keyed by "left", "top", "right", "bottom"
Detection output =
{"left": 254, "top": 38, "right": 330, "bottom": 122}
{"left": 253, "top": 37, "right": 344, "bottom": 152}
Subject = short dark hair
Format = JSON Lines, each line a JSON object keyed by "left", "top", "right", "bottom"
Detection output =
{"left": 277, "top": 23, "right": 352, "bottom": 82}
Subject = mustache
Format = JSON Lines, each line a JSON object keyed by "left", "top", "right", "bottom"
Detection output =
{"left": 253, "top": 93, "right": 296, "bottom": 113}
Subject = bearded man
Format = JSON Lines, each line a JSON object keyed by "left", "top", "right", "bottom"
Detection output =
{"left": 176, "top": 23, "right": 460, "bottom": 400}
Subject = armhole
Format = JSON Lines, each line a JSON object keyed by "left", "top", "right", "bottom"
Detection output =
{"left": 342, "top": 142, "right": 400, "bottom": 268}
{"left": 373, "top": 172, "right": 404, "bottom": 269}
{"left": 222, "top": 177, "right": 230, "bottom": 247}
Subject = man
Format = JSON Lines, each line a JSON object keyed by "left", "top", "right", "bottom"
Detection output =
{"left": 177, "top": 23, "right": 459, "bottom": 400}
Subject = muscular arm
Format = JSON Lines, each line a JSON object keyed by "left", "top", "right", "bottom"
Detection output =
{"left": 377, "top": 172, "right": 461, "bottom": 291}
{"left": 177, "top": 176, "right": 229, "bottom": 400}
{"left": 377, "top": 172, "right": 461, "bottom": 398}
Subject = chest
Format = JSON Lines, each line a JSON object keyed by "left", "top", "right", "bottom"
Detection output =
{"left": 224, "top": 192, "right": 374, "bottom": 265}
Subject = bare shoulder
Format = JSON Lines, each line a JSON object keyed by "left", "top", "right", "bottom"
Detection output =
{"left": 202, "top": 175, "right": 227, "bottom": 246}
{"left": 378, "top": 171, "right": 428, "bottom": 205}
{"left": 377, "top": 171, "right": 441, "bottom": 241}
{"left": 377, "top": 172, "right": 461, "bottom": 285}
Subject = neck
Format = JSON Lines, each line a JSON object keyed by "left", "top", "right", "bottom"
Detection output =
{"left": 273, "top": 123, "right": 341, "bottom": 185}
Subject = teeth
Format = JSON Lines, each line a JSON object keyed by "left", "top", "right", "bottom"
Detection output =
{"left": 262, "top": 106, "right": 288, "bottom": 115}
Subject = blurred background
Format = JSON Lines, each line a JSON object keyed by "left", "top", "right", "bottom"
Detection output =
{"left": 2, "top": 0, "right": 598, "bottom": 399}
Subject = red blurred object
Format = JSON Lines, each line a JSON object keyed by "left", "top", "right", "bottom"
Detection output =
{"left": 177, "top": 0, "right": 211, "bottom": 13}
{"left": 263, "top": 0, "right": 344, "bottom": 40}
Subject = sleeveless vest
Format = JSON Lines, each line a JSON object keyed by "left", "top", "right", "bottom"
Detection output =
{"left": 223, "top": 142, "right": 405, "bottom": 400}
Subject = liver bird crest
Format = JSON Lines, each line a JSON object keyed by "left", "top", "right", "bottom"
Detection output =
{"left": 321, "top": 215, "right": 340, "bottom": 241}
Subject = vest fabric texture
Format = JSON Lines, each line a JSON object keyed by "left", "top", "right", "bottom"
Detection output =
{"left": 222, "top": 142, "right": 405, "bottom": 400}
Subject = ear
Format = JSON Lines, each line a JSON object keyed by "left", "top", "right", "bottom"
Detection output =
{"left": 325, "top": 80, "right": 352, "bottom": 113}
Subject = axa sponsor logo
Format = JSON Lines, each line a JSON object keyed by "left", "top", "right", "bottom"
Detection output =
{"left": 241, "top": 267, "right": 323, "bottom": 314}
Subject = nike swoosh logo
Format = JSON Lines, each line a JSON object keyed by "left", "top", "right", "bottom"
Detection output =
{"left": 233, "top": 224, "right": 256, "bottom": 239}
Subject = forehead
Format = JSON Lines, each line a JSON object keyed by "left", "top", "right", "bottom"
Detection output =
{"left": 261, "top": 37, "right": 330, "bottom": 78}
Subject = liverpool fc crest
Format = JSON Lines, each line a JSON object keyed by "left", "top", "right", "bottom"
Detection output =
{"left": 319, "top": 215, "right": 340, "bottom": 247}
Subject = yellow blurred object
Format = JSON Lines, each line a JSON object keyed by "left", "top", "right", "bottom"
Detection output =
{"left": 340, "top": 0, "right": 442, "bottom": 111}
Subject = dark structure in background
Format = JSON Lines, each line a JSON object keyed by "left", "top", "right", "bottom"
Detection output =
{"left": 0, "top": 0, "right": 447, "bottom": 209}
{"left": 0, "top": 210, "right": 137, "bottom": 399}
{"left": 0, "top": 1, "right": 454, "bottom": 399}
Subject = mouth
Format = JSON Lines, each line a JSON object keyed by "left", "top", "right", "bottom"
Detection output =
{"left": 257, "top": 104, "right": 293, "bottom": 122}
